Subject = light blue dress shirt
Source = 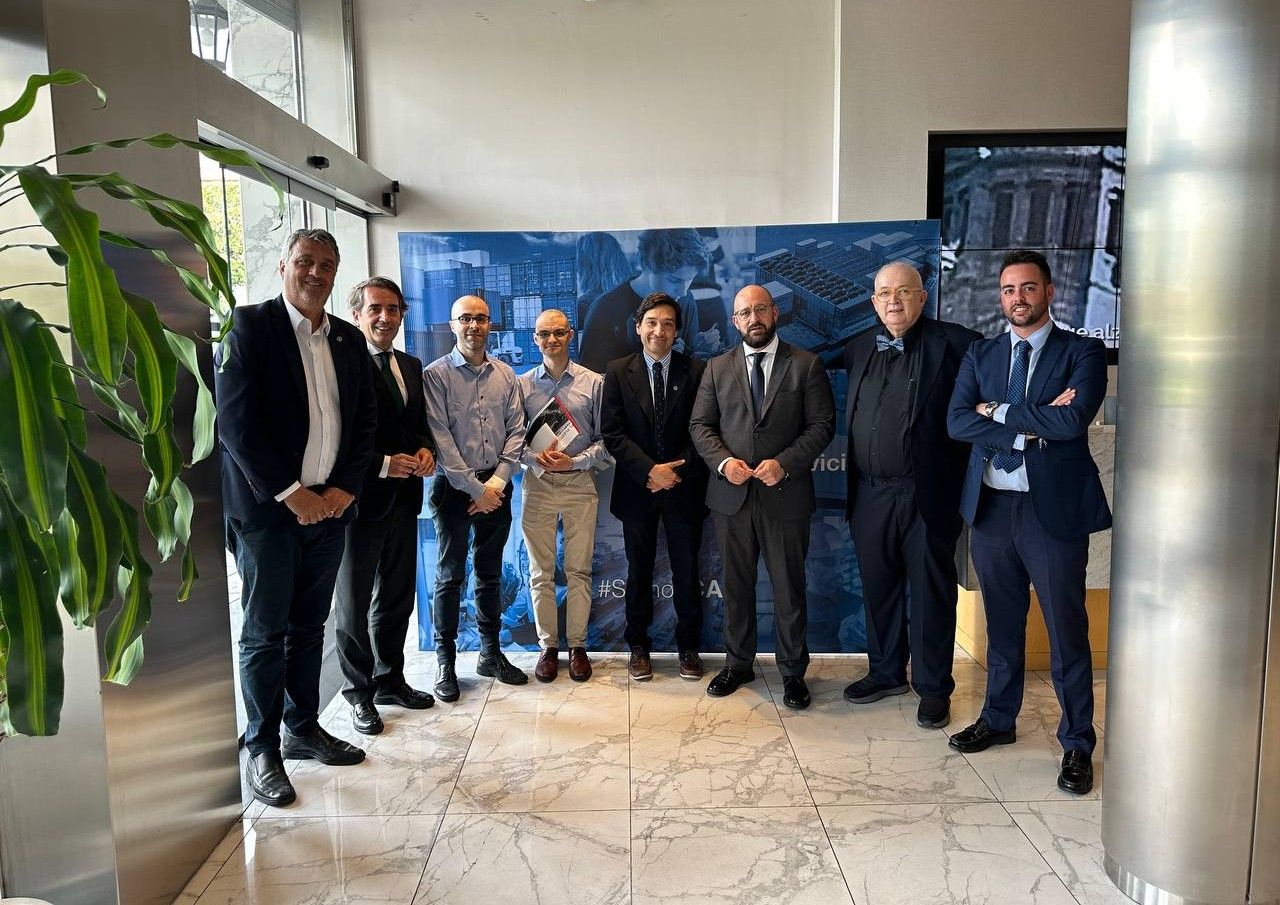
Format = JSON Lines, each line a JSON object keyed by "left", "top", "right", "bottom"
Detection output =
{"left": 640, "top": 349, "right": 673, "bottom": 405}
{"left": 984, "top": 321, "right": 1053, "bottom": 492}
{"left": 423, "top": 347, "right": 526, "bottom": 499}
{"left": 517, "top": 360, "right": 613, "bottom": 472}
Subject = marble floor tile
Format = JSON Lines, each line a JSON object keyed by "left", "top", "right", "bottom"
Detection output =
{"left": 958, "top": 681, "right": 1104, "bottom": 802}
{"left": 198, "top": 815, "right": 441, "bottom": 904}
{"left": 631, "top": 806, "right": 853, "bottom": 905}
{"left": 413, "top": 810, "right": 630, "bottom": 905}
{"left": 629, "top": 674, "right": 811, "bottom": 808}
{"left": 1007, "top": 800, "right": 1136, "bottom": 905}
{"left": 450, "top": 694, "right": 631, "bottom": 812}
{"left": 821, "top": 802, "right": 1077, "bottom": 905}
{"left": 175, "top": 818, "right": 253, "bottom": 903}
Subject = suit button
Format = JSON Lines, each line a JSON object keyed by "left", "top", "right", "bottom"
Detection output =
{"left": 753, "top": 431, "right": 760, "bottom": 438}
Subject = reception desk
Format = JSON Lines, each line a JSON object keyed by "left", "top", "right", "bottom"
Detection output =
{"left": 955, "top": 424, "right": 1114, "bottom": 670}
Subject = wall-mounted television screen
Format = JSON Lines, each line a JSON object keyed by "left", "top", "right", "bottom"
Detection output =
{"left": 927, "top": 132, "right": 1124, "bottom": 358}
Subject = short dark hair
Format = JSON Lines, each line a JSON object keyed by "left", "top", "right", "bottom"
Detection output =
{"left": 637, "top": 228, "right": 709, "bottom": 275}
{"left": 347, "top": 276, "right": 406, "bottom": 312}
{"left": 635, "top": 292, "right": 682, "bottom": 330}
{"left": 282, "top": 227, "right": 340, "bottom": 264}
{"left": 1000, "top": 249, "right": 1052, "bottom": 285}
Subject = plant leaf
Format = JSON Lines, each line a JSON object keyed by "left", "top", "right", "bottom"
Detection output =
{"left": 0, "top": 486, "right": 64, "bottom": 736}
{"left": 141, "top": 423, "right": 182, "bottom": 502}
{"left": 0, "top": 243, "right": 69, "bottom": 266}
{"left": 0, "top": 70, "right": 104, "bottom": 147}
{"left": 177, "top": 543, "right": 198, "bottom": 603}
{"left": 41, "top": 331, "right": 87, "bottom": 448}
{"left": 63, "top": 172, "right": 237, "bottom": 321}
{"left": 100, "top": 230, "right": 224, "bottom": 319}
{"left": 142, "top": 474, "right": 192, "bottom": 562}
{"left": 165, "top": 328, "right": 216, "bottom": 462}
{"left": 16, "top": 166, "right": 128, "bottom": 384}
{"left": 62, "top": 445, "right": 125, "bottom": 626}
{"left": 0, "top": 297, "right": 69, "bottom": 529}
{"left": 120, "top": 291, "right": 178, "bottom": 435}
{"left": 101, "top": 496, "right": 151, "bottom": 685}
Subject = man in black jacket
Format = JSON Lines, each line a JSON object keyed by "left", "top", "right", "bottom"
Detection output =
{"left": 601, "top": 292, "right": 710, "bottom": 681}
{"left": 334, "top": 277, "right": 437, "bottom": 737}
{"left": 216, "top": 229, "right": 375, "bottom": 807}
{"left": 841, "top": 262, "right": 980, "bottom": 730}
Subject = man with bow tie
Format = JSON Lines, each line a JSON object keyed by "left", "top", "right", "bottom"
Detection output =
{"left": 841, "top": 262, "right": 980, "bottom": 730}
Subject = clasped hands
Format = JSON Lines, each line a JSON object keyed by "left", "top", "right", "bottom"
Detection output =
{"left": 284, "top": 485, "right": 355, "bottom": 525}
{"left": 467, "top": 475, "right": 507, "bottom": 516}
{"left": 723, "top": 457, "right": 784, "bottom": 487}
{"left": 387, "top": 447, "right": 436, "bottom": 478}
{"left": 647, "top": 459, "right": 685, "bottom": 492}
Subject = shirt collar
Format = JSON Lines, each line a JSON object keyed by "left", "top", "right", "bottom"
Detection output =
{"left": 536, "top": 359, "right": 577, "bottom": 382}
{"left": 744, "top": 333, "right": 780, "bottom": 358}
{"left": 1009, "top": 320, "right": 1053, "bottom": 352}
{"left": 284, "top": 296, "right": 330, "bottom": 337}
{"left": 367, "top": 341, "right": 393, "bottom": 357}
{"left": 642, "top": 349, "right": 673, "bottom": 373}
{"left": 449, "top": 345, "right": 491, "bottom": 372}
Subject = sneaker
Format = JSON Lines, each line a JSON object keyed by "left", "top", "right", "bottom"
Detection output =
{"left": 842, "top": 675, "right": 910, "bottom": 704}
{"left": 628, "top": 649, "right": 653, "bottom": 681}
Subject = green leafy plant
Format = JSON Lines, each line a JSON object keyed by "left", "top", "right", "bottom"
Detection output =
{"left": 0, "top": 71, "right": 276, "bottom": 737}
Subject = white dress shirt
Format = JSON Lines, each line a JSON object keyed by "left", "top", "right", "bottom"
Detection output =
{"left": 274, "top": 298, "right": 341, "bottom": 501}
{"left": 984, "top": 321, "right": 1052, "bottom": 492}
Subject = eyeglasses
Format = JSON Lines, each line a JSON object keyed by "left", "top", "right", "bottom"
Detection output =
{"left": 534, "top": 328, "right": 570, "bottom": 340}
{"left": 732, "top": 304, "right": 774, "bottom": 320}
{"left": 454, "top": 313, "right": 491, "bottom": 325}
{"left": 873, "top": 288, "right": 923, "bottom": 303}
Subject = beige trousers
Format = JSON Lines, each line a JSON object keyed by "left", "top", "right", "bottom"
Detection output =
{"left": 520, "top": 468, "right": 599, "bottom": 649}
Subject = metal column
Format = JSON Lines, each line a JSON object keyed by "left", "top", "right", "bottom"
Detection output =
{"left": 1105, "top": 1, "right": 1280, "bottom": 904}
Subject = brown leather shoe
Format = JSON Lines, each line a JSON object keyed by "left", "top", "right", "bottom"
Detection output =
{"left": 628, "top": 649, "right": 652, "bottom": 681}
{"left": 568, "top": 646, "right": 592, "bottom": 682}
{"left": 678, "top": 650, "right": 703, "bottom": 680}
{"left": 535, "top": 647, "right": 558, "bottom": 683}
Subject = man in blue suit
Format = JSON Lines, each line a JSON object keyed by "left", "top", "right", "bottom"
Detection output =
{"left": 217, "top": 229, "right": 377, "bottom": 807}
{"left": 945, "top": 249, "right": 1111, "bottom": 796}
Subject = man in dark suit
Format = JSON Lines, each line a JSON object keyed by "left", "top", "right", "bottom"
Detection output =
{"left": 689, "top": 284, "right": 835, "bottom": 709}
{"left": 946, "top": 249, "right": 1111, "bottom": 795}
{"left": 601, "top": 292, "right": 709, "bottom": 681}
{"left": 842, "top": 262, "right": 980, "bottom": 730}
{"left": 216, "top": 228, "right": 376, "bottom": 807}
{"left": 334, "top": 277, "right": 437, "bottom": 737}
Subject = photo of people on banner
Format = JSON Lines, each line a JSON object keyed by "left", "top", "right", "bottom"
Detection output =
{"left": 399, "top": 221, "right": 942, "bottom": 654}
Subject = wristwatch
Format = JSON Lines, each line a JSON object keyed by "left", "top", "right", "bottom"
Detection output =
{"left": 983, "top": 401, "right": 1000, "bottom": 418}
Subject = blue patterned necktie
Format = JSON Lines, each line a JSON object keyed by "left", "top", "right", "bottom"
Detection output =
{"left": 875, "top": 334, "right": 904, "bottom": 353}
{"left": 652, "top": 360, "right": 666, "bottom": 458}
{"left": 992, "top": 340, "right": 1032, "bottom": 472}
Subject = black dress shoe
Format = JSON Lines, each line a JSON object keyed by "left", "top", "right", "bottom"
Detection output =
{"left": 434, "top": 661, "right": 460, "bottom": 703}
{"left": 842, "top": 675, "right": 910, "bottom": 704}
{"left": 351, "top": 701, "right": 384, "bottom": 736}
{"left": 916, "top": 696, "right": 951, "bottom": 729}
{"left": 246, "top": 751, "right": 296, "bottom": 807}
{"left": 782, "top": 676, "right": 811, "bottom": 710}
{"left": 706, "top": 666, "right": 756, "bottom": 697}
{"left": 281, "top": 726, "right": 366, "bottom": 766}
{"left": 1058, "top": 749, "right": 1094, "bottom": 794}
{"left": 947, "top": 717, "right": 1016, "bottom": 753}
{"left": 476, "top": 651, "right": 529, "bottom": 685}
{"left": 374, "top": 684, "right": 435, "bottom": 709}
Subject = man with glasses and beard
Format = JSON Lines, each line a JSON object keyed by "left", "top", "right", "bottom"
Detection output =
{"left": 690, "top": 284, "right": 835, "bottom": 710}
{"left": 423, "top": 295, "right": 528, "bottom": 701}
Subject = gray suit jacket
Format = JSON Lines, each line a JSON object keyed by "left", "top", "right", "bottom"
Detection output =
{"left": 689, "top": 340, "right": 835, "bottom": 518}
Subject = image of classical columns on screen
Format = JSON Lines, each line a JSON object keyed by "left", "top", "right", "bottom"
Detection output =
{"left": 400, "top": 221, "right": 941, "bottom": 653}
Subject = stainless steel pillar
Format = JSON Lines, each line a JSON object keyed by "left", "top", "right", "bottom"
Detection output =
{"left": 1105, "top": 2, "right": 1280, "bottom": 904}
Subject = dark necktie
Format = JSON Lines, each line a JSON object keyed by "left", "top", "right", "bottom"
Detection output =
{"left": 750, "top": 352, "right": 766, "bottom": 419}
{"left": 992, "top": 340, "right": 1032, "bottom": 472}
{"left": 378, "top": 350, "right": 405, "bottom": 414}
{"left": 875, "top": 334, "right": 905, "bottom": 353}
{"left": 652, "top": 360, "right": 666, "bottom": 458}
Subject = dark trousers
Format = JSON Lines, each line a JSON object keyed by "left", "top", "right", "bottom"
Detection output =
{"left": 621, "top": 497, "right": 705, "bottom": 652}
{"left": 429, "top": 474, "right": 511, "bottom": 659}
{"left": 849, "top": 476, "right": 960, "bottom": 699}
{"left": 334, "top": 495, "right": 419, "bottom": 704}
{"left": 970, "top": 487, "right": 1096, "bottom": 754}
{"left": 229, "top": 516, "right": 346, "bottom": 756}
{"left": 713, "top": 489, "right": 811, "bottom": 678}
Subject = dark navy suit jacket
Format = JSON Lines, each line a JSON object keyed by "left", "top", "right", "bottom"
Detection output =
{"left": 216, "top": 296, "right": 376, "bottom": 526}
{"left": 356, "top": 348, "right": 435, "bottom": 523}
{"left": 946, "top": 324, "right": 1112, "bottom": 540}
{"left": 843, "top": 317, "right": 980, "bottom": 533}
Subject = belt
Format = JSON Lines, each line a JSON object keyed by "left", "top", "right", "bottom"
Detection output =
{"left": 985, "top": 487, "right": 1029, "bottom": 498}
{"left": 475, "top": 467, "right": 496, "bottom": 482}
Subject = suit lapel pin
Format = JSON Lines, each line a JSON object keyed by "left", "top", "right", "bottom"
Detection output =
{"left": 336, "top": 334, "right": 343, "bottom": 342}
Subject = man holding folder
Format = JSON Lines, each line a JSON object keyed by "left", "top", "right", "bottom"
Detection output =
{"left": 518, "top": 309, "right": 613, "bottom": 682}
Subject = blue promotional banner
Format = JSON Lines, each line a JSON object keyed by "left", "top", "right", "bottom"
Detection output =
{"left": 400, "top": 221, "right": 941, "bottom": 654}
